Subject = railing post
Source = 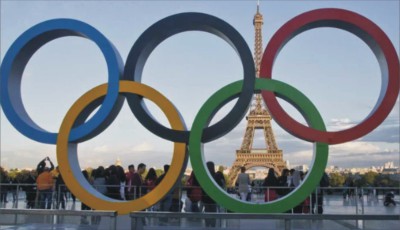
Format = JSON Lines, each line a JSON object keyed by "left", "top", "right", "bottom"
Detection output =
{"left": 57, "top": 185, "right": 60, "bottom": 209}
{"left": 15, "top": 184, "right": 19, "bottom": 209}
{"left": 355, "top": 187, "right": 359, "bottom": 215}
{"left": 134, "top": 216, "right": 142, "bottom": 230}
{"left": 315, "top": 187, "right": 318, "bottom": 214}
{"left": 53, "top": 210, "right": 57, "bottom": 225}
{"left": 131, "top": 214, "right": 136, "bottom": 230}
{"left": 14, "top": 209, "right": 18, "bottom": 226}
{"left": 110, "top": 212, "right": 117, "bottom": 230}
{"left": 134, "top": 186, "right": 137, "bottom": 200}
{"left": 179, "top": 183, "right": 182, "bottom": 213}
{"left": 355, "top": 187, "right": 359, "bottom": 229}
{"left": 284, "top": 217, "right": 291, "bottom": 230}
{"left": 361, "top": 187, "right": 364, "bottom": 215}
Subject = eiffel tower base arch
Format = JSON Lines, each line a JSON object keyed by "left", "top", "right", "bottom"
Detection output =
{"left": 227, "top": 152, "right": 286, "bottom": 187}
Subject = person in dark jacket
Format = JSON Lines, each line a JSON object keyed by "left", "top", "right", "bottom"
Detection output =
{"left": 312, "top": 172, "right": 330, "bottom": 214}
{"left": 263, "top": 168, "right": 279, "bottom": 202}
{"left": 132, "top": 163, "right": 146, "bottom": 199}
{"left": 156, "top": 165, "right": 173, "bottom": 213}
{"left": 202, "top": 161, "right": 223, "bottom": 227}
{"left": 0, "top": 172, "right": 9, "bottom": 203}
{"left": 106, "top": 165, "right": 121, "bottom": 200}
{"left": 277, "top": 169, "right": 290, "bottom": 197}
{"left": 23, "top": 170, "right": 37, "bottom": 208}
{"left": 55, "top": 167, "right": 67, "bottom": 209}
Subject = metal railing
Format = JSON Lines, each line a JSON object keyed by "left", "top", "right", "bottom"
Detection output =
{"left": 1, "top": 183, "right": 398, "bottom": 214}
{"left": 0, "top": 208, "right": 397, "bottom": 230}
{"left": 129, "top": 212, "right": 400, "bottom": 230}
{"left": 0, "top": 208, "right": 117, "bottom": 229}
{"left": 0, "top": 182, "right": 399, "bottom": 230}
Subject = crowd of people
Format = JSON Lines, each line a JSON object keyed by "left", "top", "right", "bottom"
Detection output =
{"left": 235, "top": 167, "right": 330, "bottom": 214}
{"left": 0, "top": 171, "right": 20, "bottom": 203}
{"left": 1, "top": 157, "right": 331, "bottom": 220}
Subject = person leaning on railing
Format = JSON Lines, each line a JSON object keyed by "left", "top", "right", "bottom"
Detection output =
{"left": 262, "top": 168, "right": 279, "bottom": 202}
{"left": 36, "top": 157, "right": 54, "bottom": 209}
{"left": 106, "top": 165, "right": 122, "bottom": 200}
{"left": 277, "top": 168, "right": 290, "bottom": 198}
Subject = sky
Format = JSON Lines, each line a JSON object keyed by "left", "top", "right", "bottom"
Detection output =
{"left": 0, "top": 0, "right": 399, "bottom": 171}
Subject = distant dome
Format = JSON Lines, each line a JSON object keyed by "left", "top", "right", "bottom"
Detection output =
{"left": 115, "top": 157, "right": 122, "bottom": 166}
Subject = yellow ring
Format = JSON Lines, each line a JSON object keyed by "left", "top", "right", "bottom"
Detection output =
{"left": 57, "top": 80, "right": 187, "bottom": 215}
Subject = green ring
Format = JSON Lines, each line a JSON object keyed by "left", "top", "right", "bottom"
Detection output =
{"left": 189, "top": 78, "right": 328, "bottom": 213}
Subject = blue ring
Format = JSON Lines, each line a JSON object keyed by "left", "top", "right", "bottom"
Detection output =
{"left": 124, "top": 13, "right": 255, "bottom": 143}
{"left": 0, "top": 19, "right": 123, "bottom": 144}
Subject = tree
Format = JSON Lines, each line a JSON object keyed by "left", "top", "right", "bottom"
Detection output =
{"left": 7, "top": 168, "right": 19, "bottom": 180}
{"left": 375, "top": 174, "right": 400, "bottom": 187}
{"left": 379, "top": 178, "right": 390, "bottom": 187}
{"left": 363, "top": 171, "right": 378, "bottom": 186}
{"left": 155, "top": 169, "right": 164, "bottom": 177}
{"left": 329, "top": 172, "right": 345, "bottom": 187}
{"left": 16, "top": 169, "right": 30, "bottom": 182}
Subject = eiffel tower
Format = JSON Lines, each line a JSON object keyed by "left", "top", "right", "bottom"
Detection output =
{"left": 227, "top": 3, "right": 287, "bottom": 186}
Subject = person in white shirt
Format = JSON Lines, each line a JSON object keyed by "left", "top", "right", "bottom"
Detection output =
{"left": 237, "top": 167, "right": 250, "bottom": 201}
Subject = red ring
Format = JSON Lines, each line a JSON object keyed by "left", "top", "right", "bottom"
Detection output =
{"left": 260, "top": 8, "right": 400, "bottom": 144}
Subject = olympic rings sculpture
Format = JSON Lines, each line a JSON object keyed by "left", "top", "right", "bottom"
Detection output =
{"left": 1, "top": 9, "right": 399, "bottom": 215}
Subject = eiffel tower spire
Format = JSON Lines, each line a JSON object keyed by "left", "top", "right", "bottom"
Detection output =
{"left": 227, "top": 2, "right": 286, "bottom": 186}
{"left": 241, "top": 1, "right": 278, "bottom": 151}
{"left": 250, "top": 0, "right": 270, "bottom": 119}
{"left": 254, "top": 0, "right": 263, "bottom": 78}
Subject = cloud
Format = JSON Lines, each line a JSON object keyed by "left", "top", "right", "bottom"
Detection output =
{"left": 361, "top": 126, "right": 400, "bottom": 143}
{"left": 281, "top": 141, "right": 399, "bottom": 168}
{"left": 277, "top": 139, "right": 312, "bottom": 152}
{"left": 328, "top": 150, "right": 399, "bottom": 168}
{"left": 326, "top": 140, "right": 399, "bottom": 168}
{"left": 328, "top": 118, "right": 355, "bottom": 130}
{"left": 93, "top": 145, "right": 110, "bottom": 153}
{"left": 335, "top": 151, "right": 399, "bottom": 159}
{"left": 76, "top": 150, "right": 175, "bottom": 169}
{"left": 330, "top": 142, "right": 381, "bottom": 155}
{"left": 131, "top": 142, "right": 154, "bottom": 152}
{"left": 328, "top": 112, "right": 399, "bottom": 143}
{"left": 285, "top": 150, "right": 313, "bottom": 162}
{"left": 1, "top": 149, "right": 52, "bottom": 170}
{"left": 360, "top": 116, "right": 399, "bottom": 143}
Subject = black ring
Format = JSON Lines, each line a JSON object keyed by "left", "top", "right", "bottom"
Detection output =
{"left": 124, "top": 12, "right": 255, "bottom": 143}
